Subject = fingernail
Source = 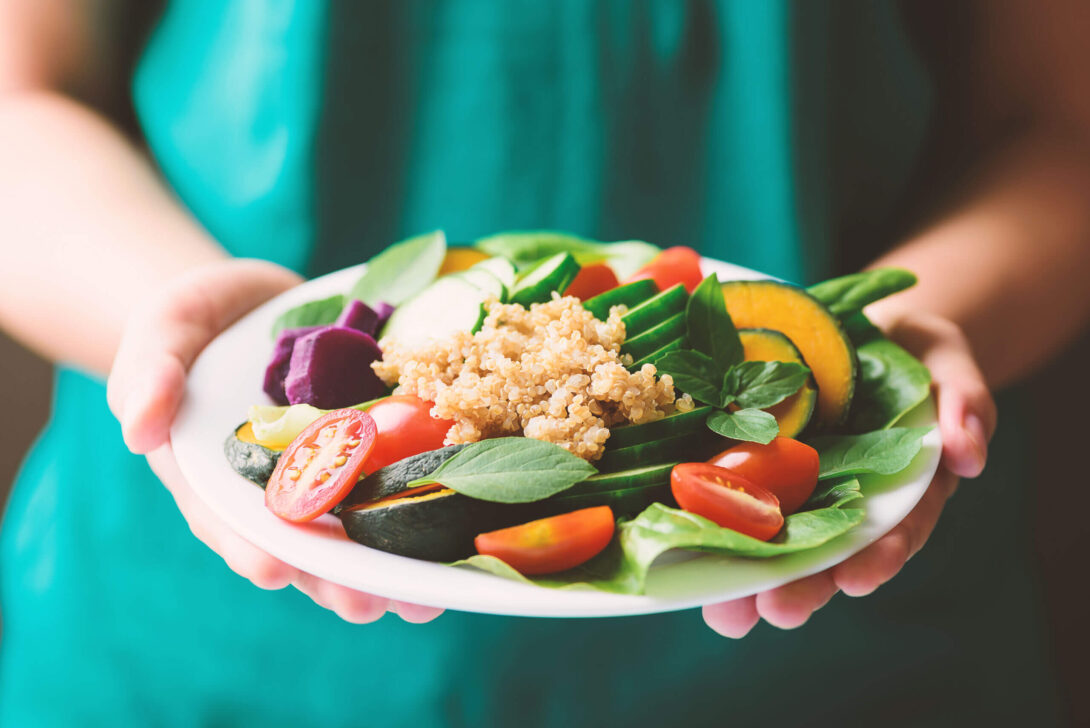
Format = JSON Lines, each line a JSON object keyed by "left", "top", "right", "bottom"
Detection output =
{"left": 963, "top": 413, "right": 987, "bottom": 472}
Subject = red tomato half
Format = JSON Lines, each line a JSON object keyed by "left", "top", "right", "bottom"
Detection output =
{"left": 627, "top": 246, "right": 704, "bottom": 293}
{"left": 564, "top": 263, "right": 621, "bottom": 300}
{"left": 670, "top": 463, "right": 783, "bottom": 541}
{"left": 364, "top": 395, "right": 454, "bottom": 472}
{"left": 708, "top": 438, "right": 819, "bottom": 515}
{"left": 266, "top": 409, "right": 377, "bottom": 522}
{"left": 475, "top": 506, "right": 615, "bottom": 575}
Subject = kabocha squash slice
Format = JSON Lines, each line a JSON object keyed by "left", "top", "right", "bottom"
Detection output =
{"left": 738, "top": 328, "right": 819, "bottom": 438}
{"left": 224, "top": 422, "right": 283, "bottom": 487}
{"left": 721, "top": 281, "right": 856, "bottom": 428}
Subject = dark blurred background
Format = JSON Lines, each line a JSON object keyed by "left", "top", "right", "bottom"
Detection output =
{"left": 2, "top": 329, "right": 1089, "bottom": 720}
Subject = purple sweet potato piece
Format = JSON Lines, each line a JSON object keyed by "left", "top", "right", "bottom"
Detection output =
{"left": 284, "top": 326, "right": 386, "bottom": 409}
{"left": 373, "top": 302, "right": 395, "bottom": 335}
{"left": 335, "top": 299, "right": 380, "bottom": 336}
{"left": 263, "top": 326, "right": 321, "bottom": 405}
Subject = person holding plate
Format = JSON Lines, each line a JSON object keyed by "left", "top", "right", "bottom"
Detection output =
{"left": 1, "top": 1, "right": 1084, "bottom": 725}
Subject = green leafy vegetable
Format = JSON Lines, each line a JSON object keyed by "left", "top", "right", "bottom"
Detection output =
{"left": 706, "top": 408, "right": 779, "bottom": 444}
{"left": 809, "top": 426, "right": 933, "bottom": 479}
{"left": 802, "top": 476, "right": 863, "bottom": 511}
{"left": 348, "top": 230, "right": 447, "bottom": 306}
{"left": 457, "top": 500, "right": 864, "bottom": 594}
{"left": 843, "top": 313, "right": 931, "bottom": 432}
{"left": 270, "top": 294, "right": 345, "bottom": 338}
{"left": 407, "top": 437, "right": 597, "bottom": 503}
{"left": 654, "top": 350, "right": 725, "bottom": 406}
{"left": 807, "top": 268, "right": 917, "bottom": 317}
{"left": 723, "top": 360, "right": 811, "bottom": 409}
{"left": 474, "top": 231, "right": 659, "bottom": 279}
{"left": 686, "top": 274, "right": 743, "bottom": 369}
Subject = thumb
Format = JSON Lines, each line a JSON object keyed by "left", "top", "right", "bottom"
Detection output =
{"left": 107, "top": 258, "right": 302, "bottom": 453}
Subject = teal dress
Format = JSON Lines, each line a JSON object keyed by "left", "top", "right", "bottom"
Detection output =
{"left": 0, "top": 3, "right": 1062, "bottom": 726}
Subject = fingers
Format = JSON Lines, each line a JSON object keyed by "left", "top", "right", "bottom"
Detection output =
{"left": 833, "top": 468, "right": 958, "bottom": 596}
{"left": 108, "top": 259, "right": 301, "bottom": 454}
{"left": 291, "top": 573, "right": 390, "bottom": 624}
{"left": 755, "top": 571, "right": 839, "bottom": 628}
{"left": 390, "top": 601, "right": 445, "bottom": 624}
{"left": 703, "top": 597, "right": 760, "bottom": 638}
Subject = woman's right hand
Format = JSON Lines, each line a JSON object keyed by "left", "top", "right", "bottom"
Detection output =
{"left": 106, "top": 258, "right": 443, "bottom": 624}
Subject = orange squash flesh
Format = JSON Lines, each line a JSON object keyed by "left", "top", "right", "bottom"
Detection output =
{"left": 738, "top": 328, "right": 819, "bottom": 438}
{"left": 722, "top": 281, "right": 856, "bottom": 428}
{"left": 438, "top": 247, "right": 490, "bottom": 275}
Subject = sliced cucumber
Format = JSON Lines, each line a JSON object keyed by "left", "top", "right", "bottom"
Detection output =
{"left": 606, "top": 406, "right": 715, "bottom": 449}
{"left": 627, "top": 337, "right": 685, "bottom": 371}
{"left": 566, "top": 462, "right": 677, "bottom": 493}
{"left": 381, "top": 276, "right": 488, "bottom": 347}
{"left": 453, "top": 268, "right": 507, "bottom": 302}
{"left": 582, "top": 279, "right": 658, "bottom": 320}
{"left": 596, "top": 433, "right": 703, "bottom": 473}
{"left": 621, "top": 283, "right": 688, "bottom": 339}
{"left": 545, "top": 482, "right": 671, "bottom": 519}
{"left": 471, "top": 256, "right": 518, "bottom": 288}
{"left": 621, "top": 312, "right": 686, "bottom": 361}
{"left": 509, "top": 252, "right": 581, "bottom": 306}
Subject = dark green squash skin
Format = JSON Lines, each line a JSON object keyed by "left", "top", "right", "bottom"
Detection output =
{"left": 223, "top": 423, "right": 281, "bottom": 488}
{"left": 334, "top": 444, "right": 467, "bottom": 514}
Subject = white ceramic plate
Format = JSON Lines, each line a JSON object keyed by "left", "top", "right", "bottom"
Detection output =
{"left": 172, "top": 258, "right": 941, "bottom": 618}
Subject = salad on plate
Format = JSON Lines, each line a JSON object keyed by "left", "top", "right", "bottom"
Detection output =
{"left": 223, "top": 230, "right": 934, "bottom": 594}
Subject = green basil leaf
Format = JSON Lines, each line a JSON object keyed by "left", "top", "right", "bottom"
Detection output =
{"left": 723, "top": 360, "right": 811, "bottom": 409}
{"left": 810, "top": 426, "right": 933, "bottom": 479}
{"left": 706, "top": 408, "right": 779, "bottom": 444}
{"left": 270, "top": 294, "right": 345, "bottom": 338}
{"left": 687, "top": 274, "right": 743, "bottom": 369}
{"left": 455, "top": 502, "right": 864, "bottom": 595}
{"left": 843, "top": 313, "right": 932, "bottom": 432}
{"left": 407, "top": 437, "right": 597, "bottom": 503}
{"left": 475, "top": 231, "right": 659, "bottom": 278}
{"left": 802, "top": 477, "right": 863, "bottom": 511}
{"left": 348, "top": 230, "right": 447, "bottom": 306}
{"left": 654, "top": 350, "right": 727, "bottom": 406}
{"left": 807, "top": 268, "right": 917, "bottom": 317}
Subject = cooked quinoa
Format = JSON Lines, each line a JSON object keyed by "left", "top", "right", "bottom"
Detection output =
{"left": 372, "top": 295, "right": 694, "bottom": 460}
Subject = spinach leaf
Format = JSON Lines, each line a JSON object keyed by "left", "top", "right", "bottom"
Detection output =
{"left": 723, "top": 360, "right": 810, "bottom": 409}
{"left": 843, "top": 313, "right": 932, "bottom": 432}
{"left": 407, "top": 437, "right": 596, "bottom": 503}
{"left": 807, "top": 268, "right": 917, "bottom": 317}
{"left": 348, "top": 230, "right": 447, "bottom": 306}
{"left": 654, "top": 350, "right": 726, "bottom": 406}
{"left": 457, "top": 502, "right": 865, "bottom": 594}
{"left": 706, "top": 408, "right": 779, "bottom": 444}
{"left": 686, "top": 274, "right": 743, "bottom": 370}
{"left": 802, "top": 476, "right": 863, "bottom": 511}
{"left": 270, "top": 294, "right": 345, "bottom": 338}
{"left": 810, "top": 426, "right": 932, "bottom": 479}
{"left": 475, "top": 231, "right": 659, "bottom": 279}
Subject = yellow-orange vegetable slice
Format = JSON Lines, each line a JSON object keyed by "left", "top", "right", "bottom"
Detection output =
{"left": 438, "top": 247, "right": 490, "bottom": 275}
{"left": 722, "top": 281, "right": 855, "bottom": 428}
{"left": 738, "top": 328, "right": 819, "bottom": 438}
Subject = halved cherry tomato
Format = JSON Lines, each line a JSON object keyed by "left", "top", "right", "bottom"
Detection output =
{"left": 707, "top": 437, "right": 819, "bottom": 515}
{"left": 474, "top": 506, "right": 615, "bottom": 575}
{"left": 266, "top": 409, "right": 377, "bottom": 522}
{"left": 564, "top": 263, "right": 621, "bottom": 300}
{"left": 627, "top": 246, "right": 704, "bottom": 293}
{"left": 670, "top": 463, "right": 783, "bottom": 541}
{"left": 364, "top": 395, "right": 454, "bottom": 472}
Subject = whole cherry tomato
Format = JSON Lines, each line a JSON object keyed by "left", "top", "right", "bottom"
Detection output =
{"left": 708, "top": 437, "right": 819, "bottom": 515}
{"left": 565, "top": 263, "right": 621, "bottom": 300}
{"left": 627, "top": 246, "right": 704, "bottom": 293}
{"left": 365, "top": 395, "right": 453, "bottom": 472}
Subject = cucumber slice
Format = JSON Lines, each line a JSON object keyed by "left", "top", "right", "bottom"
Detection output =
{"left": 621, "top": 283, "right": 688, "bottom": 338}
{"left": 509, "top": 252, "right": 581, "bottom": 306}
{"left": 453, "top": 268, "right": 507, "bottom": 302}
{"left": 583, "top": 279, "right": 658, "bottom": 320}
{"left": 471, "top": 256, "right": 518, "bottom": 288}
{"left": 381, "top": 276, "right": 488, "bottom": 347}
{"left": 546, "top": 482, "right": 671, "bottom": 519}
{"left": 627, "top": 337, "right": 684, "bottom": 371}
{"left": 566, "top": 462, "right": 677, "bottom": 493}
{"left": 596, "top": 433, "right": 703, "bottom": 473}
{"left": 621, "top": 312, "right": 686, "bottom": 360}
{"left": 606, "top": 406, "right": 715, "bottom": 449}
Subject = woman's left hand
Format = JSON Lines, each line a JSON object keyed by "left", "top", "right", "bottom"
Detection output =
{"left": 702, "top": 311, "right": 997, "bottom": 637}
